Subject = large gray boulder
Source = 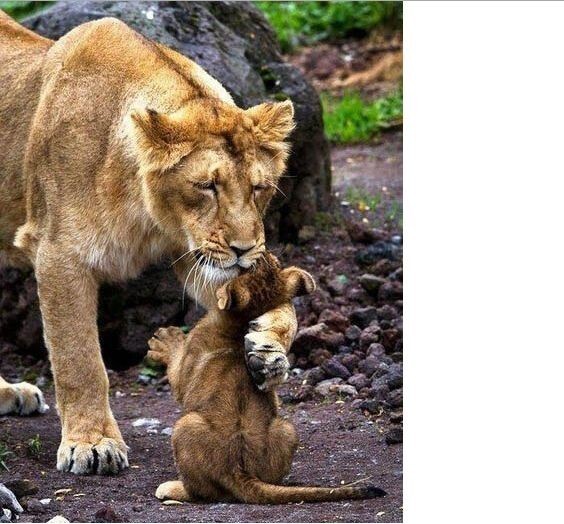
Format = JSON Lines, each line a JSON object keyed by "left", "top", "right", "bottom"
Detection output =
{"left": 0, "top": 1, "right": 330, "bottom": 368}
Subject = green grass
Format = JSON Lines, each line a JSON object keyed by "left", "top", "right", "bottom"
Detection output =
{"left": 322, "top": 91, "right": 403, "bottom": 144}
{"left": 27, "top": 434, "right": 41, "bottom": 458}
{"left": 256, "top": 1, "right": 402, "bottom": 53}
{"left": 0, "top": 442, "right": 13, "bottom": 471}
{"left": 0, "top": 1, "right": 52, "bottom": 20}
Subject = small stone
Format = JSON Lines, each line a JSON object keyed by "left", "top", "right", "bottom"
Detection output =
{"left": 314, "top": 378, "right": 343, "bottom": 397}
{"left": 340, "top": 354, "right": 360, "bottom": 372}
{"left": 47, "top": 517, "right": 70, "bottom": 524}
{"left": 381, "top": 329, "right": 401, "bottom": 351}
{"left": 358, "top": 399, "right": 382, "bottom": 414}
{"left": 347, "top": 373, "right": 370, "bottom": 390}
{"left": 335, "top": 384, "right": 357, "bottom": 397}
{"left": 370, "top": 383, "right": 390, "bottom": 402}
{"left": 161, "top": 427, "right": 173, "bottom": 436}
{"left": 40, "top": 499, "right": 52, "bottom": 506}
{"left": 390, "top": 411, "right": 403, "bottom": 423}
{"left": 115, "top": 390, "right": 125, "bottom": 398}
{"left": 137, "top": 374, "right": 152, "bottom": 385}
{"left": 344, "top": 325, "right": 362, "bottom": 342}
{"left": 302, "top": 366, "right": 326, "bottom": 386}
{"left": 372, "top": 362, "right": 391, "bottom": 380}
{"left": 293, "top": 323, "right": 345, "bottom": 353}
{"left": 390, "top": 352, "right": 403, "bottom": 363}
{"left": 386, "top": 388, "right": 403, "bottom": 409}
{"left": 5, "top": 479, "right": 38, "bottom": 498}
{"left": 327, "top": 275, "right": 348, "bottom": 296}
{"left": 376, "top": 305, "right": 398, "bottom": 321}
{"left": 359, "top": 324, "right": 382, "bottom": 350}
{"left": 358, "top": 356, "right": 380, "bottom": 377}
{"left": 318, "top": 309, "right": 349, "bottom": 332}
{"left": 367, "top": 343, "right": 386, "bottom": 358}
{"left": 132, "top": 418, "right": 161, "bottom": 428}
{"left": 322, "top": 358, "right": 351, "bottom": 380}
{"left": 355, "top": 242, "right": 401, "bottom": 265}
{"left": 350, "top": 307, "right": 379, "bottom": 329}
{"left": 385, "top": 426, "right": 403, "bottom": 444}
{"left": 378, "top": 281, "right": 403, "bottom": 301}
{"left": 309, "top": 348, "right": 333, "bottom": 366}
{"left": 359, "top": 274, "right": 387, "bottom": 294}
{"left": 337, "top": 345, "right": 353, "bottom": 354}
{"left": 25, "top": 499, "right": 46, "bottom": 514}
{"left": 94, "top": 506, "right": 126, "bottom": 523}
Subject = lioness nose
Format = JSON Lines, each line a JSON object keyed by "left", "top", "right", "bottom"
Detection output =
{"left": 230, "top": 243, "right": 255, "bottom": 258}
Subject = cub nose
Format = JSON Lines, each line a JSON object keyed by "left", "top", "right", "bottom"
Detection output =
{"left": 230, "top": 243, "right": 255, "bottom": 258}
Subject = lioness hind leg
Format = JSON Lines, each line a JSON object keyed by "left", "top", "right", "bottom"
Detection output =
{"left": 0, "top": 375, "right": 49, "bottom": 416}
{"left": 147, "top": 327, "right": 186, "bottom": 365}
{"left": 155, "top": 480, "right": 191, "bottom": 502}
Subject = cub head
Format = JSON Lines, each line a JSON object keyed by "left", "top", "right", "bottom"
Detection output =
{"left": 215, "top": 252, "right": 316, "bottom": 320}
{"left": 129, "top": 98, "right": 295, "bottom": 282}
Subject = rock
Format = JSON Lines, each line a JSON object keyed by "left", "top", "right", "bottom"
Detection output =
{"left": 94, "top": 506, "right": 127, "bottom": 523}
{"left": 376, "top": 305, "right": 398, "bottom": 321}
{"left": 359, "top": 324, "right": 382, "bottom": 350}
{"left": 327, "top": 275, "right": 348, "bottom": 296}
{"left": 370, "top": 383, "right": 390, "bottom": 402}
{"left": 345, "top": 221, "right": 384, "bottom": 244}
{"left": 25, "top": 499, "right": 46, "bottom": 515}
{"left": 386, "top": 365, "right": 403, "bottom": 390}
{"left": 337, "top": 345, "right": 353, "bottom": 354}
{"left": 335, "top": 384, "right": 358, "bottom": 397}
{"left": 161, "top": 427, "right": 173, "bottom": 436}
{"left": 350, "top": 307, "right": 379, "bottom": 329}
{"left": 340, "top": 354, "right": 360, "bottom": 372}
{"left": 321, "top": 357, "right": 351, "bottom": 380}
{"left": 357, "top": 399, "right": 382, "bottom": 414}
{"left": 385, "top": 426, "right": 403, "bottom": 444}
{"left": 314, "top": 378, "right": 343, "bottom": 397}
{"left": 372, "top": 362, "right": 391, "bottom": 380}
{"left": 390, "top": 352, "right": 403, "bottom": 363}
{"left": 378, "top": 281, "right": 403, "bottom": 301}
{"left": 358, "top": 356, "right": 380, "bottom": 378}
{"left": 47, "top": 517, "right": 70, "bottom": 524}
{"left": 4, "top": 480, "right": 38, "bottom": 498}
{"left": 359, "top": 274, "right": 387, "bottom": 294}
{"left": 293, "top": 323, "right": 345, "bottom": 354}
{"left": 3, "top": 0, "right": 331, "bottom": 365}
{"left": 290, "top": 384, "right": 315, "bottom": 402}
{"left": 0, "top": 485, "right": 22, "bottom": 520}
{"left": 381, "top": 329, "right": 401, "bottom": 351}
{"left": 344, "top": 325, "right": 362, "bottom": 342}
{"left": 302, "top": 366, "right": 326, "bottom": 386}
{"left": 317, "top": 309, "right": 349, "bottom": 333}
{"left": 386, "top": 388, "right": 403, "bottom": 409}
{"left": 367, "top": 343, "right": 386, "bottom": 358}
{"left": 390, "top": 411, "right": 403, "bottom": 423}
{"left": 309, "top": 348, "right": 333, "bottom": 366}
{"left": 132, "top": 418, "right": 161, "bottom": 428}
{"left": 355, "top": 242, "right": 401, "bottom": 265}
{"left": 347, "top": 373, "right": 370, "bottom": 390}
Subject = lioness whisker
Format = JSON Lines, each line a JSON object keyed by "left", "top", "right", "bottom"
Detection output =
{"left": 170, "top": 245, "right": 203, "bottom": 267}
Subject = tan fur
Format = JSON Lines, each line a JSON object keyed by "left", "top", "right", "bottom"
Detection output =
{"left": 0, "top": 12, "right": 297, "bottom": 474}
{"left": 148, "top": 254, "right": 386, "bottom": 504}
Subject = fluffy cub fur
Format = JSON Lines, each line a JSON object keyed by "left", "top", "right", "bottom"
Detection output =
{"left": 148, "top": 253, "right": 386, "bottom": 504}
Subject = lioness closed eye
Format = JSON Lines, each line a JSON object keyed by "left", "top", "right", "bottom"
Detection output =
{"left": 148, "top": 253, "right": 387, "bottom": 504}
{"left": 0, "top": 12, "right": 299, "bottom": 475}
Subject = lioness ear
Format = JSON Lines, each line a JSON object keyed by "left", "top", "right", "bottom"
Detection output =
{"left": 246, "top": 100, "right": 295, "bottom": 150}
{"left": 216, "top": 281, "right": 251, "bottom": 311}
{"left": 129, "top": 107, "right": 194, "bottom": 171}
{"left": 281, "top": 267, "right": 316, "bottom": 298}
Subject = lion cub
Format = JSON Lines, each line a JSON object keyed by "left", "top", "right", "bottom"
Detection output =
{"left": 147, "top": 253, "right": 386, "bottom": 504}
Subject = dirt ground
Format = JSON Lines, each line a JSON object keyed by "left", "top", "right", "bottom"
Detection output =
{"left": 1, "top": 133, "right": 402, "bottom": 522}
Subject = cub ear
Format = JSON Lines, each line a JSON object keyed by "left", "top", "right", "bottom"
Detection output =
{"left": 129, "top": 107, "right": 194, "bottom": 171}
{"left": 281, "top": 267, "right": 316, "bottom": 298}
{"left": 216, "top": 281, "right": 250, "bottom": 311}
{"left": 246, "top": 100, "right": 295, "bottom": 150}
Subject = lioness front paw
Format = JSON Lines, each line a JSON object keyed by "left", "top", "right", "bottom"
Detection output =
{"left": 57, "top": 437, "right": 128, "bottom": 475}
{"left": 0, "top": 381, "right": 49, "bottom": 416}
{"left": 244, "top": 332, "right": 290, "bottom": 391}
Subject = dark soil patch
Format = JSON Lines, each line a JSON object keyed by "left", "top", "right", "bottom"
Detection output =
{"left": 1, "top": 382, "right": 402, "bottom": 522}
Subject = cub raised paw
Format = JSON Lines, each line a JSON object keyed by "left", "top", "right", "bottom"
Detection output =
{"left": 244, "top": 332, "right": 290, "bottom": 391}
{"left": 0, "top": 380, "right": 49, "bottom": 416}
{"left": 147, "top": 326, "right": 186, "bottom": 366}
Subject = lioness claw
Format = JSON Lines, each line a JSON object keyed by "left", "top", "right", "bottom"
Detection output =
{"left": 57, "top": 437, "right": 128, "bottom": 475}
{"left": 244, "top": 332, "right": 290, "bottom": 391}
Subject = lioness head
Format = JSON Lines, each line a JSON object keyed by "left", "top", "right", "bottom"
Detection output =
{"left": 130, "top": 98, "right": 294, "bottom": 280}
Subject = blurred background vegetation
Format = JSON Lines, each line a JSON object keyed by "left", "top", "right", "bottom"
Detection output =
{"left": 0, "top": 0, "right": 402, "bottom": 144}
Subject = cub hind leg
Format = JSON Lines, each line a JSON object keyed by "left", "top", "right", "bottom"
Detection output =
{"left": 155, "top": 480, "right": 191, "bottom": 502}
{"left": 0, "top": 375, "right": 49, "bottom": 416}
{"left": 259, "top": 417, "right": 299, "bottom": 484}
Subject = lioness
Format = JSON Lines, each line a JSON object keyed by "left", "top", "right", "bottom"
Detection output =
{"left": 147, "top": 253, "right": 386, "bottom": 504}
{"left": 0, "top": 12, "right": 299, "bottom": 475}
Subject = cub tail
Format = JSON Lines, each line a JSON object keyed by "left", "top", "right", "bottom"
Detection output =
{"left": 226, "top": 471, "right": 386, "bottom": 504}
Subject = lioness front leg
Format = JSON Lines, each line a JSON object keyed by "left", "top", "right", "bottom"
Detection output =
{"left": 35, "top": 245, "right": 127, "bottom": 475}
{"left": 244, "top": 302, "right": 297, "bottom": 391}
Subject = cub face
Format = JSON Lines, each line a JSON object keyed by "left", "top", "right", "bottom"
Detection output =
{"left": 130, "top": 99, "right": 294, "bottom": 281}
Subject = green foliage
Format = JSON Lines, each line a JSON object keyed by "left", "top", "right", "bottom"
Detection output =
{"left": 0, "top": 1, "right": 52, "bottom": 20}
{"left": 322, "top": 91, "right": 403, "bottom": 143}
{"left": 345, "top": 187, "right": 382, "bottom": 212}
{"left": 27, "top": 434, "right": 41, "bottom": 458}
{"left": 0, "top": 442, "right": 12, "bottom": 471}
{"left": 256, "top": 1, "right": 402, "bottom": 52}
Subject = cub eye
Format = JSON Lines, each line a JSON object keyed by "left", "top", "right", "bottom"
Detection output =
{"left": 195, "top": 181, "right": 217, "bottom": 194}
{"left": 253, "top": 184, "right": 267, "bottom": 197}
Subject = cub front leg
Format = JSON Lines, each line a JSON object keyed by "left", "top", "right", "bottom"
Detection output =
{"left": 244, "top": 302, "right": 297, "bottom": 391}
{"left": 35, "top": 245, "right": 128, "bottom": 475}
